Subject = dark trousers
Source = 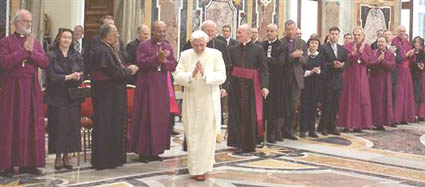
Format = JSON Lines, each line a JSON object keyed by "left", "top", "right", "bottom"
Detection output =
{"left": 282, "top": 81, "right": 301, "bottom": 136}
{"left": 300, "top": 92, "right": 319, "bottom": 133}
{"left": 318, "top": 88, "right": 341, "bottom": 132}
{"left": 267, "top": 118, "right": 284, "bottom": 141}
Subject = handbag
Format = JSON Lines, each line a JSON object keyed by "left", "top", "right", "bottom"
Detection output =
{"left": 68, "top": 87, "right": 91, "bottom": 100}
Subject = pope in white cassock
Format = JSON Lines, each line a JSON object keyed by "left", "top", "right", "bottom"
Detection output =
{"left": 173, "top": 30, "right": 226, "bottom": 181}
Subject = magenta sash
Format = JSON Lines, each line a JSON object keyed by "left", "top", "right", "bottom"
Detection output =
{"left": 168, "top": 72, "right": 180, "bottom": 114}
{"left": 231, "top": 66, "right": 263, "bottom": 137}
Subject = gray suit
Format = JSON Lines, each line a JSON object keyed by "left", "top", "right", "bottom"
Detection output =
{"left": 279, "top": 37, "right": 308, "bottom": 137}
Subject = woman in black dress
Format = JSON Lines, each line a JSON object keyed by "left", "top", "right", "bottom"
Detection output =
{"left": 411, "top": 36, "right": 425, "bottom": 120}
{"left": 300, "top": 36, "right": 324, "bottom": 138}
{"left": 45, "top": 28, "right": 84, "bottom": 170}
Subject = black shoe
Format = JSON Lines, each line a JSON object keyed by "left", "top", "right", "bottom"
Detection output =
{"left": 275, "top": 135, "right": 283, "bottom": 142}
{"left": 353, "top": 129, "right": 363, "bottom": 133}
{"left": 284, "top": 134, "right": 298, "bottom": 140}
{"left": 308, "top": 132, "right": 319, "bottom": 138}
{"left": 150, "top": 155, "right": 163, "bottom": 161}
{"left": 299, "top": 132, "right": 306, "bottom": 138}
{"left": 372, "top": 126, "right": 386, "bottom": 131}
{"left": 20, "top": 167, "right": 43, "bottom": 176}
{"left": 319, "top": 130, "right": 328, "bottom": 136}
{"left": 171, "top": 130, "right": 179, "bottom": 136}
{"left": 0, "top": 169, "right": 14, "bottom": 177}
{"left": 328, "top": 129, "right": 341, "bottom": 135}
{"left": 391, "top": 124, "right": 398, "bottom": 127}
{"left": 400, "top": 121, "right": 408, "bottom": 125}
{"left": 343, "top": 128, "right": 350, "bottom": 133}
{"left": 267, "top": 139, "right": 277, "bottom": 144}
{"left": 234, "top": 148, "right": 244, "bottom": 155}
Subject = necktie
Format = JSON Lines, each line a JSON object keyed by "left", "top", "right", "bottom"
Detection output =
{"left": 332, "top": 43, "right": 338, "bottom": 57}
{"left": 75, "top": 41, "right": 81, "bottom": 53}
{"left": 267, "top": 44, "right": 272, "bottom": 58}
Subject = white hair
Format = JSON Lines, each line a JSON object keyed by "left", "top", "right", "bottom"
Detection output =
{"left": 13, "top": 9, "right": 31, "bottom": 24}
{"left": 190, "top": 30, "right": 209, "bottom": 43}
{"left": 200, "top": 20, "right": 217, "bottom": 30}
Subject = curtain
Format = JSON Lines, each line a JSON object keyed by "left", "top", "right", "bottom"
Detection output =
{"left": 115, "top": 0, "right": 144, "bottom": 45}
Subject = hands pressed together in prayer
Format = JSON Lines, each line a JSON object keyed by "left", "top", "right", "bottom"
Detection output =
{"left": 192, "top": 61, "right": 204, "bottom": 78}
{"left": 333, "top": 60, "right": 344, "bottom": 68}
{"left": 66, "top": 72, "right": 84, "bottom": 81}
{"left": 128, "top": 65, "right": 139, "bottom": 75}
{"left": 291, "top": 49, "right": 304, "bottom": 58}
{"left": 24, "top": 34, "right": 34, "bottom": 53}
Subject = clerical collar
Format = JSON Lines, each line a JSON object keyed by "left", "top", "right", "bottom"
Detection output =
{"left": 268, "top": 38, "right": 277, "bottom": 44}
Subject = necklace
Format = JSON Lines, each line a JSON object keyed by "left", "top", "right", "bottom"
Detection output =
{"left": 13, "top": 34, "right": 27, "bottom": 67}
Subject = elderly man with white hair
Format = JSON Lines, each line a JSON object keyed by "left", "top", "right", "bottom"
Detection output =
{"left": 174, "top": 30, "right": 226, "bottom": 181}
{"left": 0, "top": 9, "right": 49, "bottom": 176}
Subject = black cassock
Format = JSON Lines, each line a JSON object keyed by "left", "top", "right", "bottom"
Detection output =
{"left": 227, "top": 41, "right": 269, "bottom": 152}
{"left": 90, "top": 41, "right": 133, "bottom": 169}
{"left": 261, "top": 40, "right": 286, "bottom": 142}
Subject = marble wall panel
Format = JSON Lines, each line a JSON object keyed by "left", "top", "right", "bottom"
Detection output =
{"left": 159, "top": 0, "right": 182, "bottom": 57}
{"left": 206, "top": 1, "right": 236, "bottom": 37}
{"left": 324, "top": 1, "right": 340, "bottom": 34}
{"left": 257, "top": 0, "right": 275, "bottom": 40}
{"left": 0, "top": 0, "right": 6, "bottom": 38}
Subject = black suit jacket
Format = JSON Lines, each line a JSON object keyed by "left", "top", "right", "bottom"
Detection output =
{"left": 216, "top": 35, "right": 238, "bottom": 47}
{"left": 280, "top": 37, "right": 308, "bottom": 89}
{"left": 319, "top": 42, "right": 348, "bottom": 91}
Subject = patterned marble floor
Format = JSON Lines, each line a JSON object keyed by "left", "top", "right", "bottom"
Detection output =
{"left": 1, "top": 122, "right": 425, "bottom": 187}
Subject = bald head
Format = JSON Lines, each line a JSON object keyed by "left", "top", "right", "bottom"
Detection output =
{"left": 251, "top": 27, "right": 258, "bottom": 40}
{"left": 152, "top": 21, "right": 166, "bottom": 42}
{"left": 237, "top": 24, "right": 252, "bottom": 43}
{"left": 200, "top": 20, "right": 217, "bottom": 40}
{"left": 13, "top": 9, "right": 32, "bottom": 35}
{"left": 137, "top": 24, "right": 150, "bottom": 41}
{"left": 397, "top": 25, "right": 407, "bottom": 39}
{"left": 266, "top": 24, "right": 278, "bottom": 41}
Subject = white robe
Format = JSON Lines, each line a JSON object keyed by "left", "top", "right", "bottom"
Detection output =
{"left": 173, "top": 47, "right": 226, "bottom": 175}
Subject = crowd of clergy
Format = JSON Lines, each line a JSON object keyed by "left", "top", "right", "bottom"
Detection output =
{"left": 0, "top": 9, "right": 424, "bottom": 182}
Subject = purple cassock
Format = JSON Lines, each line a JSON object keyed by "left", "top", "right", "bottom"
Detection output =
{"left": 392, "top": 36, "right": 415, "bottom": 123}
{"left": 128, "top": 39, "right": 176, "bottom": 156}
{"left": 338, "top": 42, "right": 372, "bottom": 129}
{"left": 369, "top": 50, "right": 395, "bottom": 126}
{"left": 0, "top": 33, "right": 49, "bottom": 170}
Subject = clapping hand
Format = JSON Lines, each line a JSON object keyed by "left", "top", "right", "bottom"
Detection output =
{"left": 157, "top": 47, "right": 170, "bottom": 63}
{"left": 311, "top": 67, "right": 320, "bottom": 74}
{"left": 128, "top": 65, "right": 139, "bottom": 75}
{"left": 377, "top": 52, "right": 385, "bottom": 62}
{"left": 406, "top": 49, "right": 415, "bottom": 58}
{"left": 24, "top": 34, "right": 34, "bottom": 53}
{"left": 418, "top": 63, "right": 424, "bottom": 70}
{"left": 334, "top": 60, "right": 344, "bottom": 68}
{"left": 66, "top": 72, "right": 83, "bottom": 81}
{"left": 291, "top": 49, "right": 304, "bottom": 58}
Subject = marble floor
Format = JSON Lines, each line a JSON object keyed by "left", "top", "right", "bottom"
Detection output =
{"left": 1, "top": 122, "right": 425, "bottom": 187}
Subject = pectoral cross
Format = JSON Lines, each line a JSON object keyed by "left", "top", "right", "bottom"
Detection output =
{"left": 22, "top": 59, "right": 27, "bottom": 67}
